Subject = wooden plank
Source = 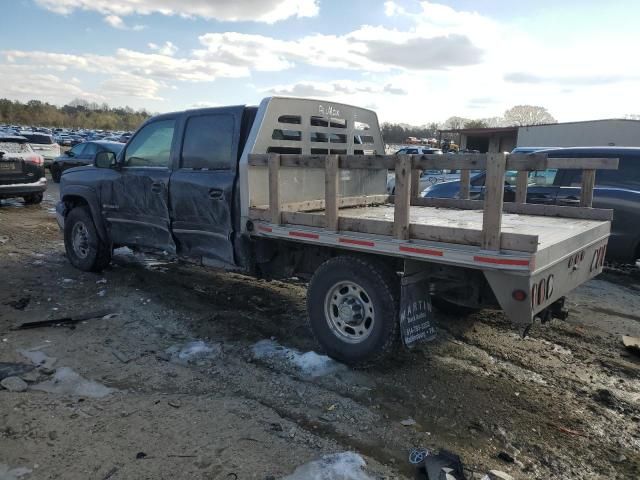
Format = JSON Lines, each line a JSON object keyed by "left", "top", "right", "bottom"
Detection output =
{"left": 580, "top": 169, "right": 596, "bottom": 207}
{"left": 515, "top": 171, "right": 528, "bottom": 204}
{"left": 248, "top": 153, "right": 619, "bottom": 172}
{"left": 459, "top": 169, "right": 471, "bottom": 200}
{"left": 268, "top": 153, "right": 281, "bottom": 224}
{"left": 410, "top": 197, "right": 613, "bottom": 221}
{"left": 282, "top": 211, "right": 326, "bottom": 228}
{"left": 504, "top": 202, "right": 612, "bottom": 221}
{"left": 258, "top": 195, "right": 391, "bottom": 213}
{"left": 482, "top": 152, "right": 507, "bottom": 250}
{"left": 410, "top": 168, "right": 421, "bottom": 198}
{"left": 325, "top": 154, "right": 339, "bottom": 231}
{"left": 339, "top": 216, "right": 393, "bottom": 236}
{"left": 412, "top": 154, "right": 486, "bottom": 170}
{"left": 393, "top": 155, "right": 412, "bottom": 239}
{"left": 547, "top": 157, "right": 618, "bottom": 170}
{"left": 412, "top": 197, "right": 483, "bottom": 209}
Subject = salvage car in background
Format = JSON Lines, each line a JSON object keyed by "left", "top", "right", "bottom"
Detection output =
{"left": 50, "top": 140, "right": 124, "bottom": 183}
{"left": 0, "top": 135, "right": 46, "bottom": 204}
{"left": 19, "top": 131, "right": 60, "bottom": 167}
{"left": 423, "top": 147, "right": 640, "bottom": 263}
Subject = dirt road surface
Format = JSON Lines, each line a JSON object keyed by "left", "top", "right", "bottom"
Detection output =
{"left": 1, "top": 180, "right": 639, "bottom": 479}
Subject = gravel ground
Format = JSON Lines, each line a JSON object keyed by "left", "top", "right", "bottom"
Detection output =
{"left": 0, "top": 180, "right": 639, "bottom": 480}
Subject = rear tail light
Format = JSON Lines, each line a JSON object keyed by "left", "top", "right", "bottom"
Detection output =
{"left": 512, "top": 289, "right": 527, "bottom": 301}
{"left": 25, "top": 155, "right": 44, "bottom": 166}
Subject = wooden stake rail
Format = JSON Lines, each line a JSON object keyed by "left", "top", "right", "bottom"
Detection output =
{"left": 248, "top": 153, "right": 618, "bottom": 252}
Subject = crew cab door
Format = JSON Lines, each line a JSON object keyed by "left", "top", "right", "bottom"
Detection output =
{"left": 168, "top": 108, "right": 242, "bottom": 265}
{"left": 100, "top": 117, "right": 177, "bottom": 252}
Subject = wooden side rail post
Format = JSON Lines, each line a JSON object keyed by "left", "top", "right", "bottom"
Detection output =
{"left": 515, "top": 171, "right": 528, "bottom": 204}
{"left": 393, "top": 154, "right": 412, "bottom": 239}
{"left": 580, "top": 169, "right": 596, "bottom": 207}
{"left": 325, "top": 154, "right": 339, "bottom": 231}
{"left": 482, "top": 152, "right": 507, "bottom": 250}
{"left": 410, "top": 168, "right": 421, "bottom": 198}
{"left": 459, "top": 169, "right": 471, "bottom": 200}
{"left": 268, "top": 153, "right": 281, "bottom": 224}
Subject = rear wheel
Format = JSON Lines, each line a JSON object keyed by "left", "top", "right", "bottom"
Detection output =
{"left": 23, "top": 193, "right": 43, "bottom": 205}
{"left": 50, "top": 165, "right": 61, "bottom": 183}
{"left": 307, "top": 256, "right": 399, "bottom": 367}
{"left": 64, "top": 206, "right": 111, "bottom": 272}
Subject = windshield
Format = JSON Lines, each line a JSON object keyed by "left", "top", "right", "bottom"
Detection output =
{"left": 22, "top": 134, "right": 54, "bottom": 144}
{"left": 0, "top": 141, "right": 32, "bottom": 154}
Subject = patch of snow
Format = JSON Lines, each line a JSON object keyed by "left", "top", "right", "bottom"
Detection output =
{"left": 31, "top": 367, "right": 114, "bottom": 398}
{"left": 18, "top": 350, "right": 57, "bottom": 370}
{"left": 97, "top": 289, "right": 106, "bottom": 297}
{"left": 0, "top": 464, "right": 32, "bottom": 480}
{"left": 252, "top": 340, "right": 344, "bottom": 378}
{"left": 166, "top": 340, "right": 221, "bottom": 363}
{"left": 282, "top": 452, "right": 373, "bottom": 480}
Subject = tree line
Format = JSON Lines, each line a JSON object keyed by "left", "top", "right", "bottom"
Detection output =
{"left": 382, "top": 105, "right": 557, "bottom": 144}
{"left": 0, "top": 98, "right": 151, "bottom": 131}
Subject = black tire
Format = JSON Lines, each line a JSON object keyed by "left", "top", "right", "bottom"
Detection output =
{"left": 23, "top": 193, "right": 43, "bottom": 205}
{"left": 307, "top": 256, "right": 400, "bottom": 367}
{"left": 50, "top": 165, "right": 61, "bottom": 183}
{"left": 64, "top": 206, "right": 112, "bottom": 272}
{"left": 431, "top": 296, "right": 480, "bottom": 316}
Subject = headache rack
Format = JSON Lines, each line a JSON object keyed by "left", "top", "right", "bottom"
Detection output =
{"left": 246, "top": 152, "right": 618, "bottom": 270}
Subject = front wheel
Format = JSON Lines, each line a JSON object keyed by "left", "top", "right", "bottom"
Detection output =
{"left": 64, "top": 206, "right": 112, "bottom": 272}
{"left": 307, "top": 256, "right": 400, "bottom": 367}
{"left": 23, "top": 193, "right": 43, "bottom": 205}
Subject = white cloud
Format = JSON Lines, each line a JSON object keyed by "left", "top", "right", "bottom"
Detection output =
{"left": 99, "top": 74, "right": 164, "bottom": 101}
{"left": 148, "top": 41, "right": 178, "bottom": 56}
{"left": 266, "top": 80, "right": 407, "bottom": 97}
{"left": 103, "top": 14, "right": 145, "bottom": 30}
{"left": 34, "top": 0, "right": 319, "bottom": 23}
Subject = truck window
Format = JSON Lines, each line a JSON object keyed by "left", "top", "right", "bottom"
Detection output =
{"left": 560, "top": 157, "right": 640, "bottom": 189}
{"left": 181, "top": 114, "right": 234, "bottom": 170}
{"left": 125, "top": 119, "right": 175, "bottom": 168}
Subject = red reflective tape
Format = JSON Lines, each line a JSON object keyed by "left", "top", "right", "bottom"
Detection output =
{"left": 399, "top": 245, "right": 443, "bottom": 256}
{"left": 258, "top": 226, "right": 272, "bottom": 233}
{"left": 474, "top": 255, "right": 529, "bottom": 266}
{"left": 289, "top": 231, "right": 320, "bottom": 239}
{"left": 339, "top": 238, "right": 375, "bottom": 247}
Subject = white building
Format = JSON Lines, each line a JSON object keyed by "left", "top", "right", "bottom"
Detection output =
{"left": 517, "top": 119, "right": 640, "bottom": 148}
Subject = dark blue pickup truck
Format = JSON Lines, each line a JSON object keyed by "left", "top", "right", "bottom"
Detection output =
{"left": 423, "top": 147, "right": 640, "bottom": 263}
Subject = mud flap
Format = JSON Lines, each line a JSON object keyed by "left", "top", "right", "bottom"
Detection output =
{"left": 400, "top": 272, "right": 436, "bottom": 348}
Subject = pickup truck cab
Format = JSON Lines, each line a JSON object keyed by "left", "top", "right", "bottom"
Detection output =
{"left": 57, "top": 97, "right": 616, "bottom": 366}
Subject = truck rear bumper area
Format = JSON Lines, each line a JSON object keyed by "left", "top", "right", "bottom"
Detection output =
{"left": 0, "top": 177, "right": 47, "bottom": 198}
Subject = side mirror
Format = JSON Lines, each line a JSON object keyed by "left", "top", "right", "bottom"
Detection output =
{"left": 95, "top": 151, "right": 116, "bottom": 169}
{"left": 67, "top": 150, "right": 75, "bottom": 158}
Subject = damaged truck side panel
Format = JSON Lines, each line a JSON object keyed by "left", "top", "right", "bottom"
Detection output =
{"left": 57, "top": 97, "right": 616, "bottom": 367}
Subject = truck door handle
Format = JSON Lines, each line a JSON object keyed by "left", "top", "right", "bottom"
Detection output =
{"left": 209, "top": 189, "right": 224, "bottom": 200}
{"left": 151, "top": 183, "right": 163, "bottom": 193}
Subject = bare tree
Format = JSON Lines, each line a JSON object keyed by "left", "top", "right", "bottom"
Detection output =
{"left": 443, "top": 116, "right": 469, "bottom": 130}
{"left": 503, "top": 105, "right": 556, "bottom": 126}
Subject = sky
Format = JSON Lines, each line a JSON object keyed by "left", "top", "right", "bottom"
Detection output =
{"left": 1, "top": 0, "right": 639, "bottom": 125}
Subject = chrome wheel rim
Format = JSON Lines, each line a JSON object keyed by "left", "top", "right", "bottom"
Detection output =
{"left": 71, "top": 221, "right": 90, "bottom": 259}
{"left": 324, "top": 280, "right": 375, "bottom": 344}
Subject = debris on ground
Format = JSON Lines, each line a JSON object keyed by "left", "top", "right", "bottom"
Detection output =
{"left": 4, "top": 296, "right": 31, "bottom": 311}
{"left": 281, "top": 452, "right": 373, "bottom": 480}
{"left": 0, "top": 362, "right": 34, "bottom": 380}
{"left": 0, "top": 376, "right": 28, "bottom": 392}
{"left": 252, "top": 339, "right": 345, "bottom": 377}
{"left": 18, "top": 349, "right": 57, "bottom": 370}
{"left": 166, "top": 340, "right": 221, "bottom": 363}
{"left": 496, "top": 451, "right": 515, "bottom": 464}
{"left": 483, "top": 471, "right": 514, "bottom": 480}
{"left": 31, "top": 367, "right": 114, "bottom": 398}
{"left": 622, "top": 335, "right": 640, "bottom": 355}
{"left": 15, "top": 310, "right": 113, "bottom": 330}
{"left": 400, "top": 418, "right": 417, "bottom": 427}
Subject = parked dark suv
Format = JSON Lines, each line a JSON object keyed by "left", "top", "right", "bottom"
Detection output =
{"left": 423, "top": 147, "right": 640, "bottom": 263}
{"left": 0, "top": 135, "right": 47, "bottom": 204}
{"left": 50, "top": 141, "right": 124, "bottom": 183}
